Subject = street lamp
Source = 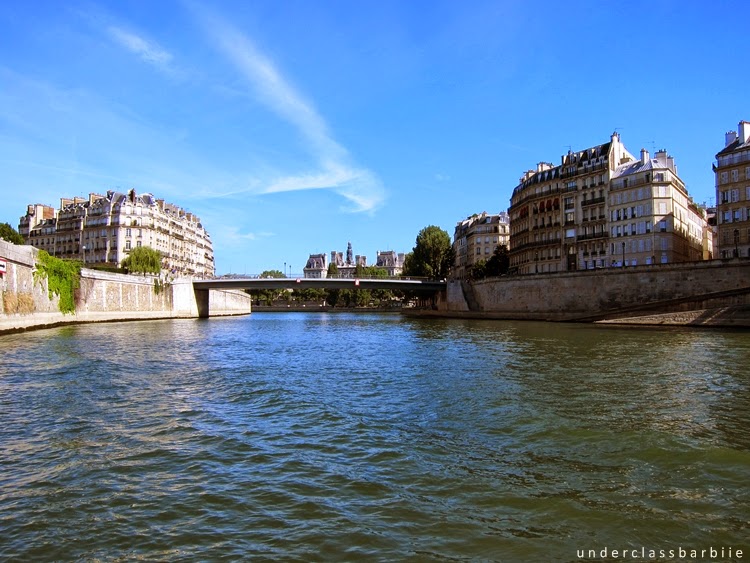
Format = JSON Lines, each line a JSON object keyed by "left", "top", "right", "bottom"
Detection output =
{"left": 82, "top": 244, "right": 87, "bottom": 265}
{"left": 621, "top": 241, "right": 625, "bottom": 267}
{"left": 734, "top": 228, "right": 740, "bottom": 258}
{"left": 284, "top": 262, "right": 287, "bottom": 278}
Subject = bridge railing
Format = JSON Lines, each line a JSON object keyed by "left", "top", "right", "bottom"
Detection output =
{"left": 214, "top": 273, "right": 439, "bottom": 282}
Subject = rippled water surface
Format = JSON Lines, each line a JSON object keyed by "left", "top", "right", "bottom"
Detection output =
{"left": 1, "top": 313, "right": 749, "bottom": 561}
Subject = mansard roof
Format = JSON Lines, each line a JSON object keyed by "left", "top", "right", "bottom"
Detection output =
{"left": 611, "top": 159, "right": 657, "bottom": 178}
{"left": 716, "top": 136, "right": 750, "bottom": 157}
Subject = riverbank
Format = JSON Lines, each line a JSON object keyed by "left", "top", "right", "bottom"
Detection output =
{"left": 437, "top": 259, "right": 750, "bottom": 328}
{"left": 0, "top": 240, "right": 252, "bottom": 335}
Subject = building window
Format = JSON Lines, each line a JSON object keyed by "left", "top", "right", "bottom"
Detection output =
{"left": 126, "top": 228, "right": 131, "bottom": 237}
{"left": 125, "top": 240, "right": 131, "bottom": 250}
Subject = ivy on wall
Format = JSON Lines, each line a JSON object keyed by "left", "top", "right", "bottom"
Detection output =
{"left": 34, "top": 251, "right": 81, "bottom": 314}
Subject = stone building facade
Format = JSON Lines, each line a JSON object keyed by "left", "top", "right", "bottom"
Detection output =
{"left": 19, "top": 189, "right": 214, "bottom": 278}
{"left": 508, "top": 133, "right": 708, "bottom": 274}
{"left": 452, "top": 212, "right": 510, "bottom": 279}
{"left": 375, "top": 250, "right": 405, "bottom": 277}
{"left": 714, "top": 120, "right": 750, "bottom": 259}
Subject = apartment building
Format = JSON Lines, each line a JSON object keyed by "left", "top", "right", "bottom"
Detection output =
{"left": 19, "top": 189, "right": 215, "bottom": 277}
{"left": 714, "top": 120, "right": 750, "bottom": 258}
{"left": 609, "top": 149, "right": 705, "bottom": 266}
{"left": 508, "top": 133, "right": 707, "bottom": 274}
{"left": 452, "top": 212, "right": 510, "bottom": 279}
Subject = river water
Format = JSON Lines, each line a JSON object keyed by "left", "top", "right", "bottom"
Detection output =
{"left": 1, "top": 313, "right": 748, "bottom": 561}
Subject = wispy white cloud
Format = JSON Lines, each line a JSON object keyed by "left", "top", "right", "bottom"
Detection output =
{"left": 107, "top": 26, "right": 174, "bottom": 71}
{"left": 189, "top": 4, "right": 386, "bottom": 213}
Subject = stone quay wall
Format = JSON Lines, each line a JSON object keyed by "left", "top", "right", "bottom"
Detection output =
{"left": 438, "top": 259, "right": 750, "bottom": 327}
{"left": 0, "top": 240, "right": 252, "bottom": 334}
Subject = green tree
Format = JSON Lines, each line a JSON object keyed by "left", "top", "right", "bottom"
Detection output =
{"left": 0, "top": 222, "right": 24, "bottom": 245}
{"left": 260, "top": 269, "right": 286, "bottom": 278}
{"left": 403, "top": 225, "right": 455, "bottom": 280}
{"left": 363, "top": 266, "right": 393, "bottom": 306}
{"left": 325, "top": 263, "right": 341, "bottom": 305}
{"left": 469, "top": 259, "right": 487, "bottom": 280}
{"left": 325, "top": 288, "right": 340, "bottom": 307}
{"left": 121, "top": 246, "right": 162, "bottom": 275}
{"left": 468, "top": 245, "right": 510, "bottom": 281}
{"left": 252, "top": 269, "right": 287, "bottom": 304}
{"left": 486, "top": 244, "right": 510, "bottom": 277}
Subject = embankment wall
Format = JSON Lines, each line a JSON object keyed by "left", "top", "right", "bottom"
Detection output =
{"left": 438, "top": 259, "right": 750, "bottom": 327}
{"left": 0, "top": 241, "right": 252, "bottom": 334}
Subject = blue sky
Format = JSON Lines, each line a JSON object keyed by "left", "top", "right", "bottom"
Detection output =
{"left": 1, "top": 1, "right": 748, "bottom": 275}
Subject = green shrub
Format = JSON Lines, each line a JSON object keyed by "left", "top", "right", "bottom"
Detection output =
{"left": 34, "top": 251, "right": 81, "bottom": 314}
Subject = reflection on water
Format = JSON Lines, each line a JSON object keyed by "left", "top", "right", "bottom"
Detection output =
{"left": 1, "top": 315, "right": 748, "bottom": 561}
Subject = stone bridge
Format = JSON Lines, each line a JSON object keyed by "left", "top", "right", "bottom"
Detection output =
{"left": 191, "top": 277, "right": 447, "bottom": 317}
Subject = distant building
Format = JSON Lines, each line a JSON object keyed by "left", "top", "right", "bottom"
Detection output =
{"left": 713, "top": 120, "right": 750, "bottom": 258}
{"left": 375, "top": 250, "right": 405, "bottom": 277}
{"left": 303, "top": 253, "right": 328, "bottom": 278}
{"left": 303, "top": 244, "right": 405, "bottom": 278}
{"left": 452, "top": 211, "right": 510, "bottom": 279}
{"left": 508, "top": 133, "right": 708, "bottom": 274}
{"left": 19, "top": 189, "right": 214, "bottom": 277}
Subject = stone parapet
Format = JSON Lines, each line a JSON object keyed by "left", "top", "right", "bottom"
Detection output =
{"left": 1, "top": 241, "right": 251, "bottom": 334}
{"left": 441, "top": 259, "right": 750, "bottom": 326}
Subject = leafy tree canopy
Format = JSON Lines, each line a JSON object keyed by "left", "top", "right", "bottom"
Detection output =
{"left": 469, "top": 245, "right": 510, "bottom": 280}
{"left": 327, "top": 263, "right": 339, "bottom": 277}
{"left": 260, "top": 269, "right": 286, "bottom": 278}
{"left": 0, "top": 222, "right": 24, "bottom": 245}
{"left": 121, "top": 246, "right": 162, "bottom": 275}
{"left": 403, "top": 225, "right": 455, "bottom": 280}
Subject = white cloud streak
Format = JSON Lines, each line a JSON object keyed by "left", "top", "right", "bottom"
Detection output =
{"left": 190, "top": 5, "right": 386, "bottom": 213}
{"left": 107, "top": 26, "right": 174, "bottom": 70}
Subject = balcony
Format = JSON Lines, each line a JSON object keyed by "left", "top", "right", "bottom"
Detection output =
{"left": 577, "top": 232, "right": 609, "bottom": 241}
{"left": 581, "top": 196, "right": 606, "bottom": 207}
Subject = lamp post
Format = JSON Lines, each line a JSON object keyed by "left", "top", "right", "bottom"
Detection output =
{"left": 82, "top": 244, "right": 87, "bottom": 266}
{"left": 734, "top": 228, "right": 740, "bottom": 258}
{"left": 621, "top": 241, "right": 625, "bottom": 267}
{"left": 284, "top": 262, "right": 287, "bottom": 278}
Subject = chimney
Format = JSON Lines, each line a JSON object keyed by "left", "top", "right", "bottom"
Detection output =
{"left": 726, "top": 130, "right": 738, "bottom": 147}
{"left": 640, "top": 148, "right": 649, "bottom": 164}
{"left": 740, "top": 121, "right": 750, "bottom": 144}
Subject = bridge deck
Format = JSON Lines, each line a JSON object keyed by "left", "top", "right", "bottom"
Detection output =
{"left": 193, "top": 277, "right": 446, "bottom": 293}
